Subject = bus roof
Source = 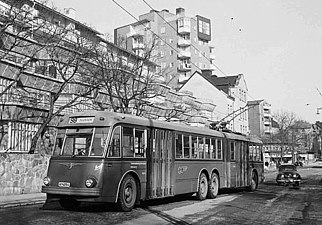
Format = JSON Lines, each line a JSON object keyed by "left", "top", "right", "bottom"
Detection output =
{"left": 59, "top": 111, "right": 226, "bottom": 138}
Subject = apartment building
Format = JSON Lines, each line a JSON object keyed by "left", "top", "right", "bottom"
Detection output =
{"left": 114, "top": 7, "right": 217, "bottom": 88}
{"left": 0, "top": 0, "right": 157, "bottom": 153}
{"left": 247, "top": 99, "right": 273, "bottom": 138}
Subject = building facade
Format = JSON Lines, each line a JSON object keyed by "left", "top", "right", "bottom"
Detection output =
{"left": 180, "top": 70, "right": 249, "bottom": 134}
{"left": 247, "top": 99, "right": 273, "bottom": 139}
{"left": 0, "top": 0, "right": 157, "bottom": 153}
{"left": 114, "top": 7, "right": 217, "bottom": 88}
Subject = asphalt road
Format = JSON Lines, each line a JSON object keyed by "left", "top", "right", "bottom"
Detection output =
{"left": 0, "top": 167, "right": 321, "bottom": 225}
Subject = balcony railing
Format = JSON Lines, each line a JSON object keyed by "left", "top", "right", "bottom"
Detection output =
{"left": 132, "top": 42, "right": 145, "bottom": 50}
{"left": 178, "top": 38, "right": 191, "bottom": 46}
{"left": 178, "top": 49, "right": 191, "bottom": 58}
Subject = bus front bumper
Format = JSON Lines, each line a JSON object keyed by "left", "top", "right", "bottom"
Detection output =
{"left": 42, "top": 186, "right": 101, "bottom": 197}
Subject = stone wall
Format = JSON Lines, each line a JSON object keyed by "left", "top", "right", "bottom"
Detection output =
{"left": 0, "top": 154, "right": 50, "bottom": 196}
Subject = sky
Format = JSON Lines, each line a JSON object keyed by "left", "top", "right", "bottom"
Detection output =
{"left": 50, "top": 0, "right": 322, "bottom": 123}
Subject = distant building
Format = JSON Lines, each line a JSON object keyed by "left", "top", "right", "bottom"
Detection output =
{"left": 114, "top": 8, "right": 217, "bottom": 88}
{"left": 247, "top": 99, "right": 273, "bottom": 138}
{"left": 180, "top": 70, "right": 249, "bottom": 134}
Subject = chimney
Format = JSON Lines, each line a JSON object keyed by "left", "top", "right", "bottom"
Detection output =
{"left": 202, "top": 69, "right": 216, "bottom": 77}
{"left": 64, "top": 8, "right": 76, "bottom": 20}
{"left": 176, "top": 7, "right": 185, "bottom": 17}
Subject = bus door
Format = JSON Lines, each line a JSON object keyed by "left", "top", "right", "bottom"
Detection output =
{"left": 147, "top": 129, "right": 175, "bottom": 198}
{"left": 235, "top": 141, "right": 248, "bottom": 187}
{"left": 229, "top": 140, "right": 237, "bottom": 187}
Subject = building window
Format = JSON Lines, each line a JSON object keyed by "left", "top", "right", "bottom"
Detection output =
{"left": 169, "top": 62, "right": 174, "bottom": 68}
{"left": 170, "top": 50, "right": 173, "bottom": 56}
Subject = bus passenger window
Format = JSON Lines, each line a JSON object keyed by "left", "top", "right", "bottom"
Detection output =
{"left": 175, "top": 134, "right": 183, "bottom": 158}
{"left": 109, "top": 127, "right": 120, "bottom": 157}
{"left": 183, "top": 135, "right": 190, "bottom": 158}
{"left": 198, "top": 137, "right": 204, "bottom": 159}
{"left": 123, "top": 127, "right": 134, "bottom": 157}
{"left": 217, "top": 139, "right": 222, "bottom": 160}
{"left": 230, "top": 141, "right": 235, "bottom": 161}
{"left": 205, "top": 138, "right": 211, "bottom": 159}
{"left": 134, "top": 129, "right": 146, "bottom": 157}
{"left": 191, "top": 136, "right": 198, "bottom": 158}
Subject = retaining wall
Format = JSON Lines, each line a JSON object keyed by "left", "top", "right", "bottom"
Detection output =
{"left": 0, "top": 154, "right": 50, "bottom": 196}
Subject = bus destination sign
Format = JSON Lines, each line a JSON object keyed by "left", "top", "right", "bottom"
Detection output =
{"left": 69, "top": 117, "right": 95, "bottom": 124}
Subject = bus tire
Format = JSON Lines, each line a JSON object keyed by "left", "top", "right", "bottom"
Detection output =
{"left": 59, "top": 198, "right": 81, "bottom": 211}
{"left": 117, "top": 174, "right": 137, "bottom": 212}
{"left": 196, "top": 173, "right": 208, "bottom": 200}
{"left": 207, "top": 173, "right": 219, "bottom": 199}
{"left": 248, "top": 171, "right": 258, "bottom": 192}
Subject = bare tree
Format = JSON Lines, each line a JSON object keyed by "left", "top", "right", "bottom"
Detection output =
{"left": 89, "top": 36, "right": 164, "bottom": 115}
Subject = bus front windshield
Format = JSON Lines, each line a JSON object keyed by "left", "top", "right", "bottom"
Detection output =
{"left": 54, "top": 127, "right": 109, "bottom": 157}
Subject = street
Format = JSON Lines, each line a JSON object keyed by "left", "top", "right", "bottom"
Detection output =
{"left": 0, "top": 167, "right": 322, "bottom": 225}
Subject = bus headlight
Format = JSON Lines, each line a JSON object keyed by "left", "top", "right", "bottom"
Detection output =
{"left": 85, "top": 178, "right": 97, "bottom": 188}
{"left": 43, "top": 177, "right": 51, "bottom": 186}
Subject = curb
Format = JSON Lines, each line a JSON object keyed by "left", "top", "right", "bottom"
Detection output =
{"left": 0, "top": 193, "right": 46, "bottom": 209}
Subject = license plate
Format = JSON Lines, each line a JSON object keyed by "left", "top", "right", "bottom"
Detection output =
{"left": 58, "top": 182, "right": 70, "bottom": 187}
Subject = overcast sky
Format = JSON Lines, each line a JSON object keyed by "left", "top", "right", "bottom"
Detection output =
{"left": 50, "top": 0, "right": 322, "bottom": 123}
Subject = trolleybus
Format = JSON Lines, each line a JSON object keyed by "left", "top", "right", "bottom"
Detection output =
{"left": 42, "top": 111, "right": 264, "bottom": 211}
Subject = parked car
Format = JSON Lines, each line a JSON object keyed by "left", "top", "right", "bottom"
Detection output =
{"left": 276, "top": 164, "right": 301, "bottom": 186}
{"left": 294, "top": 161, "right": 303, "bottom": 167}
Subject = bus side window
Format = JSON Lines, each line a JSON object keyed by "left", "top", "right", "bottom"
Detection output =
{"left": 109, "top": 127, "right": 120, "bottom": 157}
{"left": 175, "top": 133, "right": 183, "bottom": 158}
{"left": 123, "top": 127, "right": 134, "bottom": 157}
{"left": 191, "top": 136, "right": 198, "bottom": 158}
{"left": 230, "top": 141, "right": 235, "bottom": 161}
{"left": 134, "top": 129, "right": 146, "bottom": 157}
{"left": 217, "top": 139, "right": 222, "bottom": 160}
{"left": 205, "top": 138, "right": 211, "bottom": 159}
{"left": 183, "top": 135, "right": 190, "bottom": 159}
{"left": 198, "top": 137, "right": 204, "bottom": 159}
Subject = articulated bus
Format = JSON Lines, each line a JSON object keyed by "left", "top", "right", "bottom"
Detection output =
{"left": 42, "top": 111, "right": 264, "bottom": 211}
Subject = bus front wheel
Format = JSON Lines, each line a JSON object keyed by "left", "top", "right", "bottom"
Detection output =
{"left": 207, "top": 173, "right": 219, "bottom": 199}
{"left": 117, "top": 174, "right": 137, "bottom": 212}
{"left": 196, "top": 173, "right": 208, "bottom": 200}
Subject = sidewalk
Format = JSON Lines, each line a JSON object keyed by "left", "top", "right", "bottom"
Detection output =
{"left": 0, "top": 192, "right": 46, "bottom": 209}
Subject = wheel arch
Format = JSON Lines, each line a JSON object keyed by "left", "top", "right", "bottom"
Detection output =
{"left": 197, "top": 168, "right": 210, "bottom": 191}
{"left": 115, "top": 170, "right": 141, "bottom": 203}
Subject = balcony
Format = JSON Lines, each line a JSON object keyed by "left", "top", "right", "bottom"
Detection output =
{"left": 177, "top": 18, "right": 191, "bottom": 34}
{"left": 178, "top": 49, "right": 191, "bottom": 58}
{"left": 178, "top": 38, "right": 191, "bottom": 47}
{"left": 178, "top": 63, "right": 191, "bottom": 71}
{"left": 127, "top": 29, "right": 144, "bottom": 38}
{"left": 132, "top": 42, "right": 145, "bottom": 50}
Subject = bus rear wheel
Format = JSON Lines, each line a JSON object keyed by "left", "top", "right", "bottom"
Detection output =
{"left": 196, "top": 173, "right": 208, "bottom": 200}
{"left": 59, "top": 198, "right": 81, "bottom": 211}
{"left": 207, "top": 173, "right": 219, "bottom": 199}
{"left": 248, "top": 172, "right": 258, "bottom": 192}
{"left": 117, "top": 174, "right": 137, "bottom": 212}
